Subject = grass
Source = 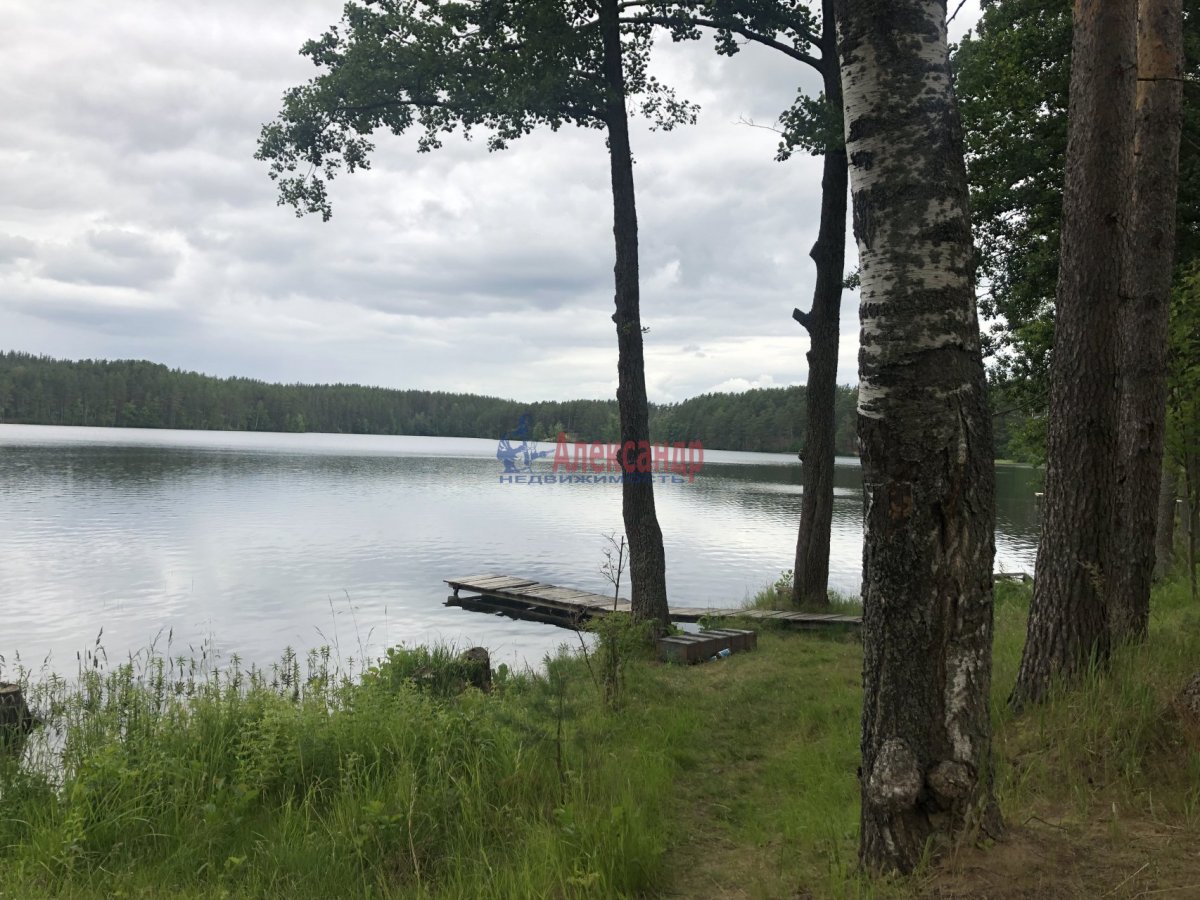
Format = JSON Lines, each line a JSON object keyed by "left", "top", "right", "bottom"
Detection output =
{"left": 742, "top": 569, "right": 864, "bottom": 616}
{"left": 1, "top": 578, "right": 1198, "bottom": 898}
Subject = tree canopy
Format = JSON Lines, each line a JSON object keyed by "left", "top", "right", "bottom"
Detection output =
{"left": 0, "top": 351, "right": 860, "bottom": 455}
{"left": 954, "top": 0, "right": 1200, "bottom": 410}
{"left": 256, "top": 0, "right": 696, "bottom": 221}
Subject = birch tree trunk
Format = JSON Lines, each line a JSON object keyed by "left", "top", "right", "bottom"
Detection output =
{"left": 834, "top": 0, "right": 998, "bottom": 873}
{"left": 792, "top": 0, "right": 847, "bottom": 609}
{"left": 600, "top": 0, "right": 670, "bottom": 630}
{"left": 1012, "top": 0, "right": 1138, "bottom": 706}
{"left": 1111, "top": 0, "right": 1184, "bottom": 642}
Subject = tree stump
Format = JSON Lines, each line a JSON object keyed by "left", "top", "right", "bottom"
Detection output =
{"left": 459, "top": 647, "right": 492, "bottom": 693}
{"left": 0, "top": 682, "right": 34, "bottom": 754}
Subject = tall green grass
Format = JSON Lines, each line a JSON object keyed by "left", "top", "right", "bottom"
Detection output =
{"left": 990, "top": 578, "right": 1200, "bottom": 828}
{"left": 743, "top": 569, "right": 864, "bottom": 615}
{"left": 2, "top": 575, "right": 1197, "bottom": 898}
{"left": 0, "top": 643, "right": 673, "bottom": 898}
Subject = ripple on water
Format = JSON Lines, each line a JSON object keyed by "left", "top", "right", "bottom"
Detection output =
{"left": 0, "top": 425, "right": 1041, "bottom": 673}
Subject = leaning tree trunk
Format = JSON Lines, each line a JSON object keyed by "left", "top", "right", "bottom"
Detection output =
{"left": 1111, "top": 0, "right": 1184, "bottom": 642}
{"left": 835, "top": 0, "right": 998, "bottom": 874}
{"left": 600, "top": 0, "right": 669, "bottom": 630}
{"left": 1012, "top": 0, "right": 1138, "bottom": 705}
{"left": 1154, "top": 464, "right": 1179, "bottom": 581}
{"left": 792, "top": 0, "right": 847, "bottom": 610}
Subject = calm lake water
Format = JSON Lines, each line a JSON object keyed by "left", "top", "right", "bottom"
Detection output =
{"left": 0, "top": 425, "right": 1040, "bottom": 674}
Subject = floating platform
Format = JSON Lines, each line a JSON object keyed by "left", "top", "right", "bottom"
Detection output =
{"left": 443, "top": 574, "right": 862, "bottom": 632}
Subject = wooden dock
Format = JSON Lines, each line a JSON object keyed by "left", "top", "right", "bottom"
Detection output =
{"left": 444, "top": 574, "right": 861, "bottom": 632}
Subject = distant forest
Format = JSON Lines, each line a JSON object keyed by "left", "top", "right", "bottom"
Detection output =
{"left": 0, "top": 352, "right": 863, "bottom": 455}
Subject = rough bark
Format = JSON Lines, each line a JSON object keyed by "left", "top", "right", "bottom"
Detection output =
{"left": 1154, "top": 464, "right": 1179, "bottom": 580}
{"left": 1188, "top": 455, "right": 1199, "bottom": 602}
{"left": 792, "top": 0, "right": 847, "bottom": 609}
{"left": 600, "top": 0, "right": 669, "bottom": 630}
{"left": 1111, "top": 0, "right": 1184, "bottom": 642}
{"left": 1012, "top": 0, "right": 1138, "bottom": 706}
{"left": 1, "top": 682, "right": 35, "bottom": 754}
{"left": 834, "top": 0, "right": 998, "bottom": 873}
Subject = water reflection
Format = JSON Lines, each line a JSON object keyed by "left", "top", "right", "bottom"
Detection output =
{"left": 0, "top": 425, "right": 1039, "bottom": 672}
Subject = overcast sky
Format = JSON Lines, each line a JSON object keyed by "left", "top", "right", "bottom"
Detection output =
{"left": 0, "top": 1, "right": 981, "bottom": 404}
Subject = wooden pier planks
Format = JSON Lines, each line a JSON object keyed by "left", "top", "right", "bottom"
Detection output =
{"left": 444, "top": 575, "right": 862, "bottom": 631}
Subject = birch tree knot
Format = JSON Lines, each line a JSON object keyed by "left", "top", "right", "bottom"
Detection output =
{"left": 927, "top": 760, "right": 973, "bottom": 804}
{"left": 867, "top": 738, "right": 923, "bottom": 811}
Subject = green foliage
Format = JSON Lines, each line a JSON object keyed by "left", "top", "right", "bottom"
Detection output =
{"left": 0, "top": 643, "right": 673, "bottom": 898}
{"left": 2, "top": 575, "right": 1198, "bottom": 896}
{"left": 586, "top": 614, "right": 653, "bottom": 709}
{"left": 990, "top": 577, "right": 1200, "bottom": 828}
{"left": 652, "top": 383, "right": 860, "bottom": 455}
{"left": 744, "top": 569, "right": 863, "bottom": 615}
{"left": 0, "top": 351, "right": 865, "bottom": 454}
{"left": 256, "top": 0, "right": 697, "bottom": 222}
{"left": 745, "top": 568, "right": 796, "bottom": 609}
{"left": 954, "top": 0, "right": 1072, "bottom": 393}
{"left": 1166, "top": 267, "right": 1200, "bottom": 473}
{"left": 367, "top": 645, "right": 489, "bottom": 699}
{"left": 641, "top": 1, "right": 832, "bottom": 160}
{"left": 953, "top": 0, "right": 1200, "bottom": 442}
{"left": 990, "top": 381, "right": 1048, "bottom": 465}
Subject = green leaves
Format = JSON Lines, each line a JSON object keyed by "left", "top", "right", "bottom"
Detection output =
{"left": 1167, "top": 267, "right": 1200, "bottom": 470}
{"left": 953, "top": 0, "right": 1072, "bottom": 392}
{"left": 255, "top": 0, "right": 697, "bottom": 220}
{"left": 775, "top": 89, "right": 840, "bottom": 160}
{"left": 638, "top": 1, "right": 832, "bottom": 158}
{"left": 954, "top": 0, "right": 1200, "bottom": 407}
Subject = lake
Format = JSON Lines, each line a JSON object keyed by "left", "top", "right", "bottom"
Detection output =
{"left": 0, "top": 425, "right": 1040, "bottom": 674}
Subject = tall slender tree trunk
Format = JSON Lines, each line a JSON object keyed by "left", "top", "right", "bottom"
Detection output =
{"left": 1153, "top": 464, "right": 1179, "bottom": 581}
{"left": 1111, "top": 0, "right": 1184, "bottom": 642}
{"left": 1188, "top": 454, "right": 1199, "bottom": 602}
{"left": 835, "top": 0, "right": 998, "bottom": 873}
{"left": 792, "top": 0, "right": 847, "bottom": 609}
{"left": 1012, "top": 0, "right": 1138, "bottom": 706}
{"left": 600, "top": 0, "right": 669, "bottom": 630}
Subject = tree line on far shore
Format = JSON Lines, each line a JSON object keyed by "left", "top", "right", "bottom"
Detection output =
{"left": 0, "top": 351, "right": 865, "bottom": 456}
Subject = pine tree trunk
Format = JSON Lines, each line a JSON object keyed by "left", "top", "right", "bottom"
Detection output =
{"left": 1154, "top": 464, "right": 1179, "bottom": 581}
{"left": 835, "top": 0, "right": 998, "bottom": 874}
{"left": 1111, "top": 0, "right": 1184, "bottom": 642}
{"left": 1188, "top": 454, "right": 1199, "bottom": 602}
{"left": 1012, "top": 0, "right": 1138, "bottom": 707}
{"left": 792, "top": 0, "right": 847, "bottom": 610}
{"left": 600, "top": 0, "right": 669, "bottom": 630}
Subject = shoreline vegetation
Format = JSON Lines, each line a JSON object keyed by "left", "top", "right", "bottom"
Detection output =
{"left": 0, "top": 351, "right": 1042, "bottom": 462}
{"left": 2, "top": 577, "right": 1196, "bottom": 898}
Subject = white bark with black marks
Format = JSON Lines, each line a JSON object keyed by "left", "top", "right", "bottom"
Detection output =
{"left": 834, "top": 0, "right": 998, "bottom": 875}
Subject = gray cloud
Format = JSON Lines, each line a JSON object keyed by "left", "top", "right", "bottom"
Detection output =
{"left": 0, "top": 234, "right": 35, "bottom": 263}
{"left": 39, "top": 228, "right": 181, "bottom": 290}
{"left": 0, "top": 1, "right": 984, "bottom": 403}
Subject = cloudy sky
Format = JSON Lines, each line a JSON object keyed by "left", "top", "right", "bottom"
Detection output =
{"left": 0, "top": 1, "right": 981, "bottom": 404}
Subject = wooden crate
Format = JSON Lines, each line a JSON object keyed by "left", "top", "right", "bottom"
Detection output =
{"left": 657, "top": 628, "right": 758, "bottom": 664}
{"left": 699, "top": 628, "right": 757, "bottom": 652}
